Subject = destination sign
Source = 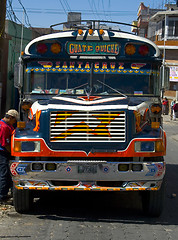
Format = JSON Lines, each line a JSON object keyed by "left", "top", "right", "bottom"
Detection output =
{"left": 66, "top": 41, "right": 120, "bottom": 55}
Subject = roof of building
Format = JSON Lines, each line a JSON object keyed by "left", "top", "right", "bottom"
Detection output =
{"left": 150, "top": 10, "right": 178, "bottom": 22}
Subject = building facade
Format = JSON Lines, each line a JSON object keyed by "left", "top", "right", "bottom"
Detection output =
{"left": 1, "top": 20, "right": 54, "bottom": 117}
{"left": 133, "top": 2, "right": 178, "bottom": 102}
{"left": 149, "top": 3, "right": 178, "bottom": 100}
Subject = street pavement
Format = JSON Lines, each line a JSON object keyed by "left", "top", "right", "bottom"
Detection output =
{"left": 0, "top": 115, "right": 178, "bottom": 240}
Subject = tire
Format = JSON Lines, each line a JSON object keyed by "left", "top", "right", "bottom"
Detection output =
{"left": 142, "top": 179, "right": 165, "bottom": 217}
{"left": 13, "top": 187, "right": 33, "bottom": 213}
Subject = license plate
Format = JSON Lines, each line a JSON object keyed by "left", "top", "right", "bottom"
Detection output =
{"left": 78, "top": 165, "right": 97, "bottom": 174}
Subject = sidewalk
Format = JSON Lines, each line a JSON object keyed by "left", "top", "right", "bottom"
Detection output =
{"left": 163, "top": 114, "right": 178, "bottom": 124}
{"left": 163, "top": 114, "right": 178, "bottom": 142}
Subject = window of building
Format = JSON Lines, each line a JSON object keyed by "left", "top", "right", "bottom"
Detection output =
{"left": 162, "top": 20, "right": 165, "bottom": 39}
{"left": 168, "top": 19, "right": 178, "bottom": 37}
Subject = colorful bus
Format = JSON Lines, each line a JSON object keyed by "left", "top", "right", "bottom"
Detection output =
{"left": 11, "top": 20, "right": 169, "bottom": 216}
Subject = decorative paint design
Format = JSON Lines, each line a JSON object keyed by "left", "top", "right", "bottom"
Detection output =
{"left": 33, "top": 110, "right": 41, "bottom": 132}
{"left": 146, "top": 162, "right": 165, "bottom": 177}
{"left": 16, "top": 164, "right": 27, "bottom": 175}
{"left": 14, "top": 179, "right": 161, "bottom": 191}
{"left": 51, "top": 112, "right": 122, "bottom": 141}
{"left": 25, "top": 61, "right": 153, "bottom": 75}
{"left": 103, "top": 166, "right": 109, "bottom": 173}
{"left": 65, "top": 166, "right": 72, "bottom": 172}
{"left": 10, "top": 162, "right": 19, "bottom": 176}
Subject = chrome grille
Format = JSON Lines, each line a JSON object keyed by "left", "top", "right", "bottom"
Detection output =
{"left": 50, "top": 111, "right": 126, "bottom": 142}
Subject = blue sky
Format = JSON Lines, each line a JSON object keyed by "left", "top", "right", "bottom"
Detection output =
{"left": 7, "top": 0, "right": 168, "bottom": 32}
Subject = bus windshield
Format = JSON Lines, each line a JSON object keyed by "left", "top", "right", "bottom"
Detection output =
{"left": 25, "top": 61, "right": 160, "bottom": 96}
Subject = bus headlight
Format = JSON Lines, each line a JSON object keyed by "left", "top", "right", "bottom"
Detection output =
{"left": 14, "top": 141, "right": 41, "bottom": 152}
{"left": 135, "top": 141, "right": 155, "bottom": 152}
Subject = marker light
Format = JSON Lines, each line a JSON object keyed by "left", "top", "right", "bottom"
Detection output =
{"left": 99, "top": 29, "right": 104, "bottom": 35}
{"left": 78, "top": 29, "right": 83, "bottom": 35}
{"left": 36, "top": 43, "right": 47, "bottom": 54}
{"left": 51, "top": 43, "right": 61, "bottom": 54}
{"left": 125, "top": 44, "right": 136, "bottom": 55}
{"left": 151, "top": 122, "right": 160, "bottom": 129}
{"left": 17, "top": 121, "right": 26, "bottom": 130}
{"left": 139, "top": 45, "right": 149, "bottom": 56}
{"left": 89, "top": 29, "right": 93, "bottom": 35}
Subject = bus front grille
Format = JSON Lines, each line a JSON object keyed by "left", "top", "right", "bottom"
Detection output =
{"left": 50, "top": 111, "right": 126, "bottom": 142}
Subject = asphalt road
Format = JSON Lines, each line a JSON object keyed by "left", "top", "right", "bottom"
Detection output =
{"left": 0, "top": 115, "right": 178, "bottom": 240}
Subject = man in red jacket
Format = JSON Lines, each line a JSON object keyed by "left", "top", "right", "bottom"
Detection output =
{"left": 0, "top": 109, "right": 19, "bottom": 202}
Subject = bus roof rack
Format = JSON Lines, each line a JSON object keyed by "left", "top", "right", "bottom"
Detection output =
{"left": 50, "top": 20, "right": 139, "bottom": 35}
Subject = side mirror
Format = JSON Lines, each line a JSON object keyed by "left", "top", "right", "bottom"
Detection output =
{"left": 160, "top": 65, "right": 170, "bottom": 90}
{"left": 14, "top": 62, "right": 23, "bottom": 89}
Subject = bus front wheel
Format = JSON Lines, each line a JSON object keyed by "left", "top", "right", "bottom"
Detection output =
{"left": 141, "top": 179, "right": 165, "bottom": 217}
{"left": 13, "top": 187, "right": 33, "bottom": 213}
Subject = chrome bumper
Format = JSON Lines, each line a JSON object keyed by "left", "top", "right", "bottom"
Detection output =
{"left": 10, "top": 160, "right": 165, "bottom": 191}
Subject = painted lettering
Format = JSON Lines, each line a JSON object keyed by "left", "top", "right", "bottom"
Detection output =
{"left": 85, "top": 62, "right": 90, "bottom": 69}
{"left": 110, "top": 62, "right": 115, "bottom": 69}
{"left": 77, "top": 62, "right": 83, "bottom": 68}
{"left": 95, "top": 62, "right": 99, "bottom": 69}
{"left": 118, "top": 62, "right": 124, "bottom": 69}
{"left": 69, "top": 62, "right": 75, "bottom": 68}
{"left": 56, "top": 62, "right": 60, "bottom": 68}
{"left": 102, "top": 62, "right": 107, "bottom": 69}
{"left": 87, "top": 45, "right": 93, "bottom": 52}
{"left": 62, "top": 62, "right": 68, "bottom": 68}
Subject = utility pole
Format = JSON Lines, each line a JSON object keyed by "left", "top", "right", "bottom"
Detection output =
{"left": 0, "top": 0, "right": 7, "bottom": 116}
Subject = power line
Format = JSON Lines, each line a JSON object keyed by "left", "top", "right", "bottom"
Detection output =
{"left": 7, "top": 0, "right": 22, "bottom": 24}
{"left": 12, "top": 8, "right": 136, "bottom": 16}
{"left": 63, "top": 0, "right": 71, "bottom": 12}
{"left": 88, "top": 0, "right": 97, "bottom": 19}
{"left": 59, "top": 0, "right": 68, "bottom": 16}
{"left": 17, "top": 0, "right": 32, "bottom": 27}
{"left": 92, "top": 0, "right": 102, "bottom": 19}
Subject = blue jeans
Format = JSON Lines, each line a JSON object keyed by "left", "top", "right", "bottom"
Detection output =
{"left": 0, "top": 151, "right": 12, "bottom": 199}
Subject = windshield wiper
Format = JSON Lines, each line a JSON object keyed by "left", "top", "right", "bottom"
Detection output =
{"left": 97, "top": 80, "right": 127, "bottom": 98}
{"left": 56, "top": 83, "right": 89, "bottom": 96}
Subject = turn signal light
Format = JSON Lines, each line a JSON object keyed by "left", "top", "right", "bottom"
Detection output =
{"left": 155, "top": 141, "right": 164, "bottom": 152}
{"left": 51, "top": 43, "right": 61, "bottom": 54}
{"left": 14, "top": 141, "right": 21, "bottom": 152}
{"left": 125, "top": 44, "right": 136, "bottom": 55}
